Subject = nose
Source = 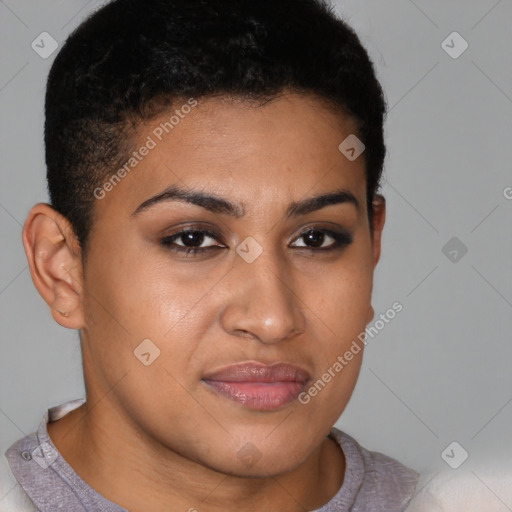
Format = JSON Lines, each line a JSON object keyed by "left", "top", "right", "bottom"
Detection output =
{"left": 219, "top": 252, "right": 306, "bottom": 345}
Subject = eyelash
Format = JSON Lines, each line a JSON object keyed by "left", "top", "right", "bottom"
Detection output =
{"left": 159, "top": 226, "right": 353, "bottom": 256}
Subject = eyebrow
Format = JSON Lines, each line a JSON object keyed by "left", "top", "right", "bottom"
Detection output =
{"left": 131, "top": 185, "right": 359, "bottom": 218}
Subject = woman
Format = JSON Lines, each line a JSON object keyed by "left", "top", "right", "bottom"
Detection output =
{"left": 3, "top": 0, "right": 419, "bottom": 510}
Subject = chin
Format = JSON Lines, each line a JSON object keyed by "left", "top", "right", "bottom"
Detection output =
{"left": 195, "top": 442, "right": 308, "bottom": 479}
{"left": 218, "top": 456, "right": 302, "bottom": 479}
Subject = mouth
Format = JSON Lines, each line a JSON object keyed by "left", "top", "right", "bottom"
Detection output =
{"left": 202, "top": 362, "right": 310, "bottom": 411}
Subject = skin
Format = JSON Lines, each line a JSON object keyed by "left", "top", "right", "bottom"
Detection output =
{"left": 23, "top": 92, "right": 385, "bottom": 512}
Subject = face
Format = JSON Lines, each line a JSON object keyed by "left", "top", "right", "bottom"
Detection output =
{"left": 53, "top": 93, "right": 383, "bottom": 476}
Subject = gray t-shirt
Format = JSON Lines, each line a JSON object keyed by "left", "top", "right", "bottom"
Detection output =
{"left": 3, "top": 400, "right": 418, "bottom": 511}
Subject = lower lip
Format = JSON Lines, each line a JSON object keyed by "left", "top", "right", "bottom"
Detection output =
{"left": 203, "top": 380, "right": 305, "bottom": 411}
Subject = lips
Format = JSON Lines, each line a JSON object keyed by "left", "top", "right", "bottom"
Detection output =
{"left": 202, "top": 362, "right": 310, "bottom": 411}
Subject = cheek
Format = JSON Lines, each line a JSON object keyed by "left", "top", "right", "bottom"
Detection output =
{"left": 80, "top": 255, "right": 211, "bottom": 419}
{"left": 309, "top": 247, "right": 374, "bottom": 336}
{"left": 81, "top": 244, "right": 223, "bottom": 394}
{"left": 297, "top": 271, "right": 371, "bottom": 425}
{"left": 297, "top": 245, "right": 373, "bottom": 413}
{"left": 84, "top": 243, "right": 201, "bottom": 334}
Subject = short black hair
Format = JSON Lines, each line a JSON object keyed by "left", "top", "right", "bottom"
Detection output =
{"left": 45, "top": 0, "right": 387, "bottom": 251}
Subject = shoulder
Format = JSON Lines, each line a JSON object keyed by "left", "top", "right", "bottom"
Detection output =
{"left": 0, "top": 453, "right": 37, "bottom": 512}
{"left": 0, "top": 399, "right": 86, "bottom": 512}
{"left": 329, "top": 427, "right": 419, "bottom": 511}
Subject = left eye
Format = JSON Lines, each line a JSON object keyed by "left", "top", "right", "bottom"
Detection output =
{"left": 291, "top": 228, "right": 346, "bottom": 250}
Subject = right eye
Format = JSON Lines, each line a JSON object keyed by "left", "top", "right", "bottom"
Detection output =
{"left": 160, "top": 228, "right": 227, "bottom": 256}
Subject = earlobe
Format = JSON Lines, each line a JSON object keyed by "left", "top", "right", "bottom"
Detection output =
{"left": 370, "top": 194, "right": 386, "bottom": 268}
{"left": 22, "top": 203, "right": 85, "bottom": 329}
{"left": 366, "top": 304, "right": 375, "bottom": 324}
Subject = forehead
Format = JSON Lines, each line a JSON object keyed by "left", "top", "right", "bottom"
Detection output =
{"left": 93, "top": 93, "right": 366, "bottom": 220}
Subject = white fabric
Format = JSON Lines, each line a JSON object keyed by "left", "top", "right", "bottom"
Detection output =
{"left": 406, "top": 462, "right": 512, "bottom": 512}
{"left": 0, "top": 454, "right": 37, "bottom": 512}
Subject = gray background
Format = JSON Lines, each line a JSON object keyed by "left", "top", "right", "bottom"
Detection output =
{"left": 1, "top": 0, "right": 511, "bottom": 503}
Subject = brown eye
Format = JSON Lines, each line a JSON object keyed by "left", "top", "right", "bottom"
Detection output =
{"left": 160, "top": 228, "right": 226, "bottom": 255}
{"left": 175, "top": 231, "right": 208, "bottom": 247}
{"left": 291, "top": 228, "right": 352, "bottom": 250}
{"left": 301, "top": 230, "right": 326, "bottom": 248}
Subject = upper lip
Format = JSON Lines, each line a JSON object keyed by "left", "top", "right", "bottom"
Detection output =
{"left": 202, "top": 362, "right": 311, "bottom": 383}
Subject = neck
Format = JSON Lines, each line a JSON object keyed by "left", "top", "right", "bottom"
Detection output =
{"left": 47, "top": 397, "right": 345, "bottom": 512}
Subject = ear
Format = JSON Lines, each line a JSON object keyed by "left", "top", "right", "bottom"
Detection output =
{"left": 365, "top": 194, "right": 386, "bottom": 325}
{"left": 370, "top": 193, "right": 386, "bottom": 268}
{"left": 22, "top": 203, "right": 85, "bottom": 329}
